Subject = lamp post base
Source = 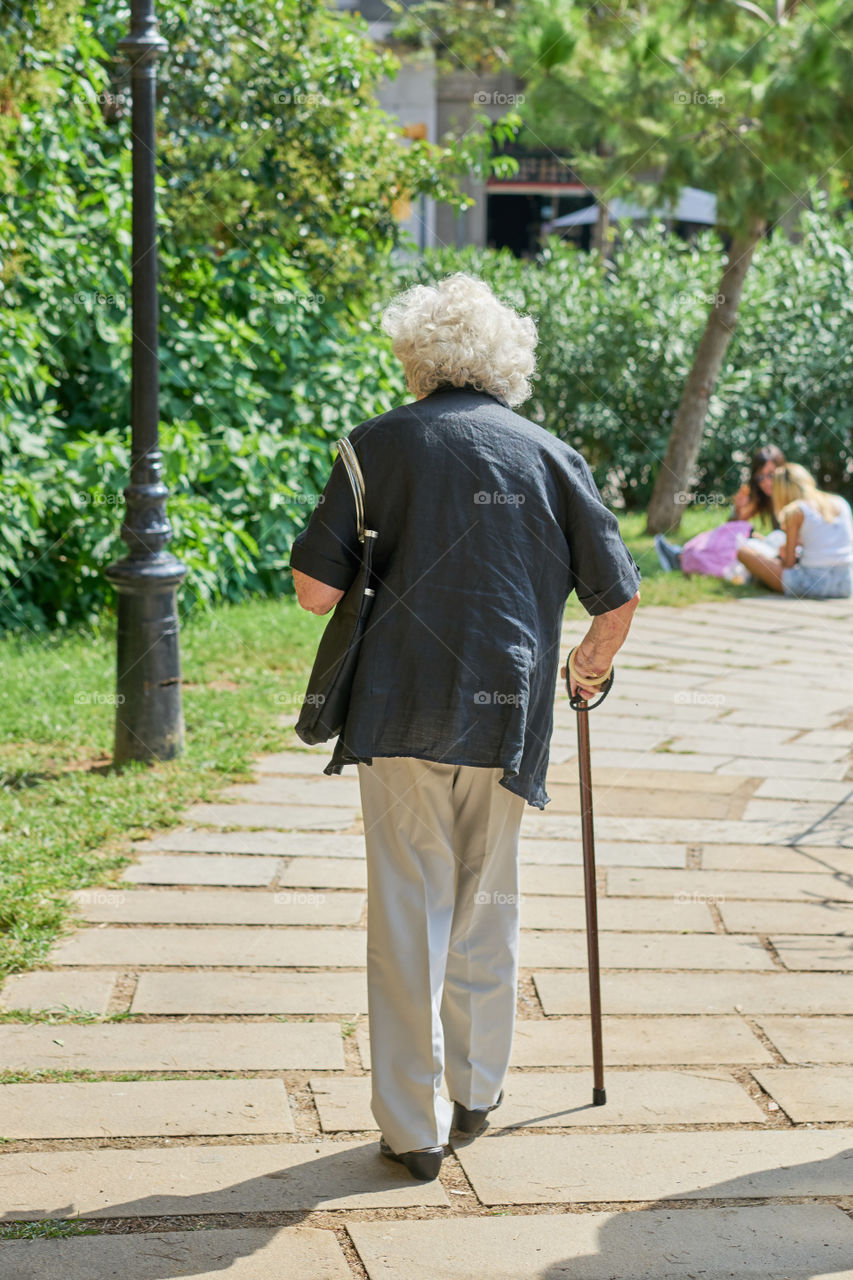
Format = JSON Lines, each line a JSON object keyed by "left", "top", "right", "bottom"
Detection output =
{"left": 105, "top": 553, "right": 188, "bottom": 764}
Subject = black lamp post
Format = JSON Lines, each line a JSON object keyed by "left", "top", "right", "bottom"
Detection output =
{"left": 105, "top": 0, "right": 187, "bottom": 763}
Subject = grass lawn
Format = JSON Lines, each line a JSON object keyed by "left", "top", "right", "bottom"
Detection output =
{"left": 0, "top": 503, "right": 762, "bottom": 986}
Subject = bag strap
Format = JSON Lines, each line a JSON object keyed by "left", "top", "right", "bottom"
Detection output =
{"left": 336, "top": 438, "right": 365, "bottom": 543}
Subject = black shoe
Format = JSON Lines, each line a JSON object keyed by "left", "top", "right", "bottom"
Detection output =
{"left": 379, "top": 1138, "right": 444, "bottom": 1181}
{"left": 451, "top": 1088, "right": 504, "bottom": 1136}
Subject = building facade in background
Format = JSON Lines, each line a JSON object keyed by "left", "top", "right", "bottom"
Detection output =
{"left": 336, "top": 0, "right": 595, "bottom": 256}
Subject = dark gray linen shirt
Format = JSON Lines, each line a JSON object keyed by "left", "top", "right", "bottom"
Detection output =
{"left": 289, "top": 384, "right": 641, "bottom": 809}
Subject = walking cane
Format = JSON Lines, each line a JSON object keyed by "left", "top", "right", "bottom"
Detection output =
{"left": 566, "top": 648, "right": 615, "bottom": 1106}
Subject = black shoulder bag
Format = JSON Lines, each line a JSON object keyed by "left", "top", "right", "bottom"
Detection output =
{"left": 294, "top": 438, "right": 378, "bottom": 745}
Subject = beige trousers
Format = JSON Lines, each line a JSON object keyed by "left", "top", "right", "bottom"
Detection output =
{"left": 356, "top": 756, "right": 526, "bottom": 1153}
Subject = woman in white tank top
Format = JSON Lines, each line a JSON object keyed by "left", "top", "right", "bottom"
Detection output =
{"left": 736, "top": 463, "right": 853, "bottom": 599}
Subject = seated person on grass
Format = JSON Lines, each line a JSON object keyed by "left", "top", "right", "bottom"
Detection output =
{"left": 737, "top": 462, "right": 853, "bottom": 600}
{"left": 654, "top": 444, "right": 786, "bottom": 581}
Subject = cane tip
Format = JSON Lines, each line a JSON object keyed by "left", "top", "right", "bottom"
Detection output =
{"left": 592, "top": 1087, "right": 606, "bottom": 1106}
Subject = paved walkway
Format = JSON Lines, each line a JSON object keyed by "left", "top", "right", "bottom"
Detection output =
{"left": 1, "top": 595, "right": 853, "bottom": 1278}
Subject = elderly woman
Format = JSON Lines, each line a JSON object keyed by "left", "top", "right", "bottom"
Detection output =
{"left": 289, "top": 273, "right": 641, "bottom": 1181}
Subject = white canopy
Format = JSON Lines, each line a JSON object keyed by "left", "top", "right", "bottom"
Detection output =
{"left": 544, "top": 187, "right": 717, "bottom": 231}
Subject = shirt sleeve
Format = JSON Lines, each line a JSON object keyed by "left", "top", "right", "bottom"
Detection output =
{"left": 560, "top": 449, "right": 642, "bottom": 615}
{"left": 288, "top": 446, "right": 362, "bottom": 592}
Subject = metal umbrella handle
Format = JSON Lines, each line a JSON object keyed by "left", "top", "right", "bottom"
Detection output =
{"left": 567, "top": 651, "right": 615, "bottom": 1106}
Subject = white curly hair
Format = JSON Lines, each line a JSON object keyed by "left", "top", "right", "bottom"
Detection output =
{"left": 380, "top": 272, "right": 537, "bottom": 407}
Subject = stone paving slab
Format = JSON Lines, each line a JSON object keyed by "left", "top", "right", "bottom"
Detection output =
{"left": 719, "top": 900, "right": 853, "bottom": 934}
{"left": 742, "top": 798, "right": 835, "bottom": 824}
{"left": 453, "top": 1129, "right": 853, "bottom": 1205}
{"left": 519, "top": 895, "right": 713, "bottom": 932}
{"left": 717, "top": 756, "right": 849, "bottom": 780}
{"left": 278, "top": 858, "right": 367, "bottom": 889}
{"left": 311, "top": 1078, "right": 450, "bottom": 1132}
{"left": 187, "top": 802, "right": 357, "bottom": 831}
{"left": 570, "top": 750, "right": 738, "bottom": 773}
{"left": 0, "top": 1227, "right": 353, "bottom": 1280}
{"left": 133, "top": 830, "right": 366, "bottom": 858}
{"left": 123, "top": 854, "right": 281, "bottom": 886}
{"left": 0, "top": 970, "right": 114, "bottom": 1014}
{"left": 552, "top": 726, "right": 669, "bottom": 751}
{"left": 222, "top": 778, "right": 362, "bottom": 806}
{"left": 668, "top": 736, "right": 842, "bottom": 763}
{"left": 132, "top": 970, "right": 368, "bottom": 1015}
{"left": 546, "top": 766, "right": 749, "bottom": 796}
{"left": 518, "top": 839, "right": 687, "bottom": 868}
{"left": 0, "top": 1141, "right": 448, "bottom": 1218}
{"left": 523, "top": 815, "right": 809, "bottom": 845}
{"left": 520, "top": 931, "right": 773, "bottom": 970}
{"left": 544, "top": 786, "right": 742, "bottom": 821}
{"left": 771, "top": 935, "right": 853, "bottom": 970}
{"left": 258, "top": 751, "right": 349, "bottom": 775}
{"left": 725, "top": 705, "right": 848, "bottom": 730}
{"left": 348, "top": 1204, "right": 853, "bottom": 1280}
{"left": 48, "top": 926, "right": 366, "bottom": 968}
{"left": 519, "top": 866, "right": 598, "bottom": 896}
{"left": 756, "top": 1016, "right": 853, "bottom": 1063}
{"left": 535, "top": 970, "right": 853, "bottom": 1015}
{"left": 805, "top": 810, "right": 853, "bottom": 848}
{"left": 752, "top": 1066, "right": 853, "bottom": 1122}
{"left": 312, "top": 1069, "right": 763, "bottom": 1131}
{"left": 70, "top": 888, "right": 366, "bottom": 926}
{"left": 0, "top": 1021, "right": 343, "bottom": 1071}
{"left": 605, "top": 868, "right": 853, "bottom": 900}
{"left": 755, "top": 778, "right": 853, "bottom": 802}
{"left": 0, "top": 1079, "right": 293, "bottom": 1138}
{"left": 701, "top": 845, "right": 853, "bottom": 873}
{"left": 356, "top": 1016, "right": 774, "bottom": 1070}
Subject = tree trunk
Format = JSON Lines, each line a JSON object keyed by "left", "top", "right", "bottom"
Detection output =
{"left": 592, "top": 201, "right": 611, "bottom": 259}
{"left": 644, "top": 217, "right": 766, "bottom": 535}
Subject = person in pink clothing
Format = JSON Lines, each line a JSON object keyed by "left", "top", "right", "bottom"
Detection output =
{"left": 736, "top": 463, "right": 853, "bottom": 598}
